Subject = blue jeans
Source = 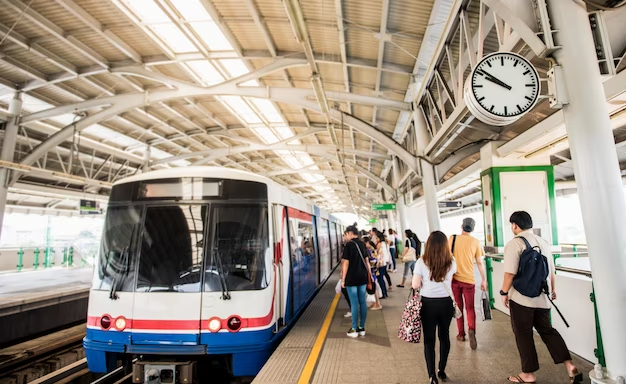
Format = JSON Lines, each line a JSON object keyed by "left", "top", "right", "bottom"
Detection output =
{"left": 403, "top": 260, "right": 416, "bottom": 279}
{"left": 378, "top": 265, "right": 388, "bottom": 298}
{"left": 346, "top": 284, "right": 367, "bottom": 330}
{"left": 390, "top": 247, "right": 397, "bottom": 269}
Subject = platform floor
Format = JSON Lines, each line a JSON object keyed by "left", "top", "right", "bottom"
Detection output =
{"left": 254, "top": 263, "right": 593, "bottom": 384}
{"left": 0, "top": 267, "right": 92, "bottom": 310}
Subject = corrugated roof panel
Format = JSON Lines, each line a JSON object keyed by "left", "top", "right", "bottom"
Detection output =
{"left": 0, "top": 61, "right": 40, "bottom": 85}
{"left": 30, "top": 0, "right": 83, "bottom": 32}
{"left": 35, "top": 38, "right": 99, "bottom": 68}
{"left": 267, "top": 23, "right": 301, "bottom": 52}
{"left": 108, "top": 25, "right": 167, "bottom": 56}
{"left": 308, "top": 25, "right": 341, "bottom": 56}
{"left": 68, "top": 30, "right": 129, "bottom": 62}
{"left": 228, "top": 22, "right": 271, "bottom": 51}
{"left": 348, "top": 67, "right": 377, "bottom": 88}
{"left": 345, "top": 29, "right": 379, "bottom": 61}
{"left": 212, "top": 0, "right": 249, "bottom": 19}
{"left": 5, "top": 49, "right": 62, "bottom": 75}
{"left": 30, "top": 85, "right": 82, "bottom": 105}
{"left": 376, "top": 109, "right": 400, "bottom": 126}
{"left": 388, "top": 0, "right": 434, "bottom": 35}
{"left": 318, "top": 63, "right": 346, "bottom": 85}
{"left": 256, "top": 0, "right": 288, "bottom": 19}
{"left": 0, "top": 7, "right": 47, "bottom": 40}
{"left": 344, "top": 0, "right": 383, "bottom": 30}
{"left": 77, "top": 0, "right": 130, "bottom": 25}
{"left": 352, "top": 104, "right": 373, "bottom": 122}
{"left": 383, "top": 36, "right": 420, "bottom": 67}
{"left": 152, "top": 63, "right": 196, "bottom": 83}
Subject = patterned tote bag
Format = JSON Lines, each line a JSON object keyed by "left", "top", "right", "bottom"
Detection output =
{"left": 398, "top": 289, "right": 422, "bottom": 343}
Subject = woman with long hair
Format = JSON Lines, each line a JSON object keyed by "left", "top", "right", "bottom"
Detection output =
{"left": 412, "top": 231, "right": 457, "bottom": 384}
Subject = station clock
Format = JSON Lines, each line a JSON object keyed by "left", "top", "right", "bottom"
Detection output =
{"left": 464, "top": 52, "right": 541, "bottom": 126}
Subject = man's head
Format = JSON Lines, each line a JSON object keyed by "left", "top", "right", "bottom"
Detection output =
{"left": 345, "top": 225, "right": 359, "bottom": 240}
{"left": 509, "top": 211, "right": 533, "bottom": 235}
{"left": 462, "top": 217, "right": 475, "bottom": 233}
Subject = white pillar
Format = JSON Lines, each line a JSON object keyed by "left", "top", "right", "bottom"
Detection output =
{"left": 548, "top": 0, "right": 626, "bottom": 378}
{"left": 396, "top": 198, "right": 409, "bottom": 236}
{"left": 413, "top": 108, "right": 440, "bottom": 232}
{"left": 0, "top": 92, "right": 22, "bottom": 241}
{"left": 142, "top": 144, "right": 151, "bottom": 172}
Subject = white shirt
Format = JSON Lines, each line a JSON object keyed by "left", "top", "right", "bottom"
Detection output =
{"left": 388, "top": 234, "right": 396, "bottom": 248}
{"left": 413, "top": 258, "right": 457, "bottom": 298}
{"left": 378, "top": 242, "right": 391, "bottom": 264}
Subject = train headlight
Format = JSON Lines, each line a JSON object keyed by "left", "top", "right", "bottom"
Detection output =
{"left": 100, "top": 315, "right": 112, "bottom": 330}
{"left": 208, "top": 317, "right": 222, "bottom": 333}
{"left": 114, "top": 316, "right": 127, "bottom": 331}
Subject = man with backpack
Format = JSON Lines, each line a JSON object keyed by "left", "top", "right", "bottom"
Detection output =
{"left": 500, "top": 211, "right": 582, "bottom": 384}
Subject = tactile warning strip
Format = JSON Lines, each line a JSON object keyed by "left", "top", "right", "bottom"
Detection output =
{"left": 252, "top": 270, "right": 339, "bottom": 384}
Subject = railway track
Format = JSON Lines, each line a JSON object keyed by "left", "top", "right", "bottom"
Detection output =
{"left": 0, "top": 324, "right": 86, "bottom": 383}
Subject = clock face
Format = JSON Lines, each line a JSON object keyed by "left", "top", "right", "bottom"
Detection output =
{"left": 470, "top": 52, "right": 540, "bottom": 118}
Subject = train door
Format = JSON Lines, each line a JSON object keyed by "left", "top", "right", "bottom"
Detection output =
{"left": 287, "top": 208, "right": 317, "bottom": 312}
{"left": 131, "top": 204, "right": 206, "bottom": 345}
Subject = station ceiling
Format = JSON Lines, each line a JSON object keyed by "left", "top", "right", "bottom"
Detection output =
{"left": 0, "top": 0, "right": 624, "bottom": 218}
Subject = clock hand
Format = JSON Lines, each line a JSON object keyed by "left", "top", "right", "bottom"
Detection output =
{"left": 479, "top": 69, "right": 512, "bottom": 90}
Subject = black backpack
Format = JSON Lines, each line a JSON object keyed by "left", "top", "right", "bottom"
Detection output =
{"left": 512, "top": 236, "right": 549, "bottom": 298}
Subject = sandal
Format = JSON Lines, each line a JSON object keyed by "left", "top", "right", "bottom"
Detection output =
{"left": 396, "top": 284, "right": 404, "bottom": 288}
{"left": 507, "top": 375, "right": 536, "bottom": 383}
{"left": 569, "top": 370, "right": 583, "bottom": 384}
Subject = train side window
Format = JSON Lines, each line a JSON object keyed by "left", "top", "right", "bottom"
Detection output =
{"left": 93, "top": 205, "right": 142, "bottom": 292}
{"left": 204, "top": 205, "right": 270, "bottom": 292}
{"left": 136, "top": 205, "right": 206, "bottom": 292}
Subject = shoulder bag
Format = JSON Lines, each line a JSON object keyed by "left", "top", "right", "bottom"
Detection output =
{"left": 440, "top": 280, "right": 463, "bottom": 319}
{"left": 402, "top": 240, "right": 417, "bottom": 262}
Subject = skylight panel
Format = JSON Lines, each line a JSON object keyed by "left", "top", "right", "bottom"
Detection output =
{"left": 20, "top": 94, "right": 54, "bottom": 112}
{"left": 251, "top": 99, "right": 283, "bottom": 123}
{"left": 301, "top": 173, "right": 324, "bottom": 183}
{"left": 190, "top": 22, "right": 233, "bottom": 51}
{"left": 169, "top": 0, "right": 211, "bottom": 21}
{"left": 240, "top": 79, "right": 259, "bottom": 87}
{"left": 274, "top": 126, "right": 295, "bottom": 140}
{"left": 125, "top": 0, "right": 170, "bottom": 23}
{"left": 218, "top": 96, "right": 262, "bottom": 124}
{"left": 280, "top": 154, "right": 302, "bottom": 170}
{"left": 51, "top": 114, "right": 78, "bottom": 126}
{"left": 251, "top": 127, "right": 279, "bottom": 144}
{"left": 151, "top": 147, "right": 190, "bottom": 166}
{"left": 84, "top": 124, "right": 141, "bottom": 148}
{"left": 186, "top": 60, "right": 224, "bottom": 86}
{"left": 151, "top": 24, "right": 197, "bottom": 53}
{"left": 294, "top": 152, "right": 315, "bottom": 166}
{"left": 220, "top": 59, "right": 250, "bottom": 78}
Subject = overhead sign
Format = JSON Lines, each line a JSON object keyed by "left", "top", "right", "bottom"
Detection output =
{"left": 368, "top": 218, "right": 377, "bottom": 223}
{"left": 80, "top": 199, "right": 103, "bottom": 215}
{"left": 371, "top": 203, "right": 396, "bottom": 211}
{"left": 378, "top": 214, "right": 388, "bottom": 219}
{"left": 438, "top": 200, "right": 463, "bottom": 209}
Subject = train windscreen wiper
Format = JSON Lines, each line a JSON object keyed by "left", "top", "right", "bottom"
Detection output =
{"left": 214, "top": 250, "right": 231, "bottom": 300}
{"left": 109, "top": 226, "right": 136, "bottom": 300}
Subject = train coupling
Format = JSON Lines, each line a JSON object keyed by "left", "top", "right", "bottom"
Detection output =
{"left": 132, "top": 361, "right": 194, "bottom": 384}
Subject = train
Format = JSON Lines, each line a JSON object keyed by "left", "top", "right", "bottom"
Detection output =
{"left": 83, "top": 166, "right": 346, "bottom": 383}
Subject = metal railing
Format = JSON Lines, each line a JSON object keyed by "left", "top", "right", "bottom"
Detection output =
{"left": 0, "top": 245, "right": 95, "bottom": 272}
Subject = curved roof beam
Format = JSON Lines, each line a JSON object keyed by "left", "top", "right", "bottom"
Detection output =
{"left": 435, "top": 142, "right": 485, "bottom": 183}
{"left": 18, "top": 61, "right": 415, "bottom": 175}
{"left": 150, "top": 144, "right": 390, "bottom": 166}
{"left": 266, "top": 170, "right": 382, "bottom": 200}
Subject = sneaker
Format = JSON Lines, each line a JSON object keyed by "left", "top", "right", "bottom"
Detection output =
{"left": 357, "top": 327, "right": 366, "bottom": 336}
{"left": 469, "top": 330, "right": 477, "bottom": 350}
{"left": 344, "top": 312, "right": 352, "bottom": 318}
{"left": 346, "top": 328, "right": 358, "bottom": 338}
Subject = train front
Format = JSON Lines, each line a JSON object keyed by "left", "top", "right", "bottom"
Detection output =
{"left": 84, "top": 174, "right": 275, "bottom": 381}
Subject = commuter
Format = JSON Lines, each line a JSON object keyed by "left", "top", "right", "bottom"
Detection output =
{"left": 501, "top": 211, "right": 582, "bottom": 384}
{"left": 449, "top": 217, "right": 487, "bottom": 349}
{"left": 412, "top": 231, "right": 456, "bottom": 384}
{"left": 397, "top": 229, "right": 420, "bottom": 288}
{"left": 340, "top": 225, "right": 371, "bottom": 338}
{"left": 388, "top": 229, "right": 398, "bottom": 273}
{"left": 365, "top": 239, "right": 382, "bottom": 310}
{"left": 373, "top": 230, "right": 391, "bottom": 299}
{"left": 341, "top": 231, "right": 352, "bottom": 318}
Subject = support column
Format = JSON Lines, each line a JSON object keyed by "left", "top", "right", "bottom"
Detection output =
{"left": 0, "top": 92, "right": 22, "bottom": 241}
{"left": 142, "top": 144, "right": 151, "bottom": 173}
{"left": 548, "top": 0, "right": 626, "bottom": 378}
{"left": 413, "top": 108, "right": 440, "bottom": 231}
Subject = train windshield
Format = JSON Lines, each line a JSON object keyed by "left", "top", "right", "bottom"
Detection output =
{"left": 93, "top": 206, "right": 142, "bottom": 292}
{"left": 205, "top": 205, "right": 270, "bottom": 292}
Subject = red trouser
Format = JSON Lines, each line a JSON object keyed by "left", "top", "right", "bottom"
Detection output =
{"left": 451, "top": 278, "right": 475, "bottom": 337}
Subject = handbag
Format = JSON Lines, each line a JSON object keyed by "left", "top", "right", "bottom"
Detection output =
{"left": 441, "top": 281, "right": 463, "bottom": 319}
{"left": 402, "top": 246, "right": 417, "bottom": 262}
{"left": 398, "top": 288, "right": 422, "bottom": 343}
{"left": 481, "top": 291, "right": 492, "bottom": 320}
{"left": 352, "top": 240, "right": 376, "bottom": 294}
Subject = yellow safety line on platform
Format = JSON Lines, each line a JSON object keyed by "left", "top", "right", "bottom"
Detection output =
{"left": 297, "top": 293, "right": 340, "bottom": 384}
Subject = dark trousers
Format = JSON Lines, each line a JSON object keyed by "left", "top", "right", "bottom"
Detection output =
{"left": 421, "top": 297, "right": 454, "bottom": 378}
{"left": 509, "top": 300, "right": 572, "bottom": 373}
{"left": 378, "top": 266, "right": 388, "bottom": 297}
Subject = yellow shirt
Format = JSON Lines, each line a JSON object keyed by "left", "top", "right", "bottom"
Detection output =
{"left": 449, "top": 234, "right": 484, "bottom": 284}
